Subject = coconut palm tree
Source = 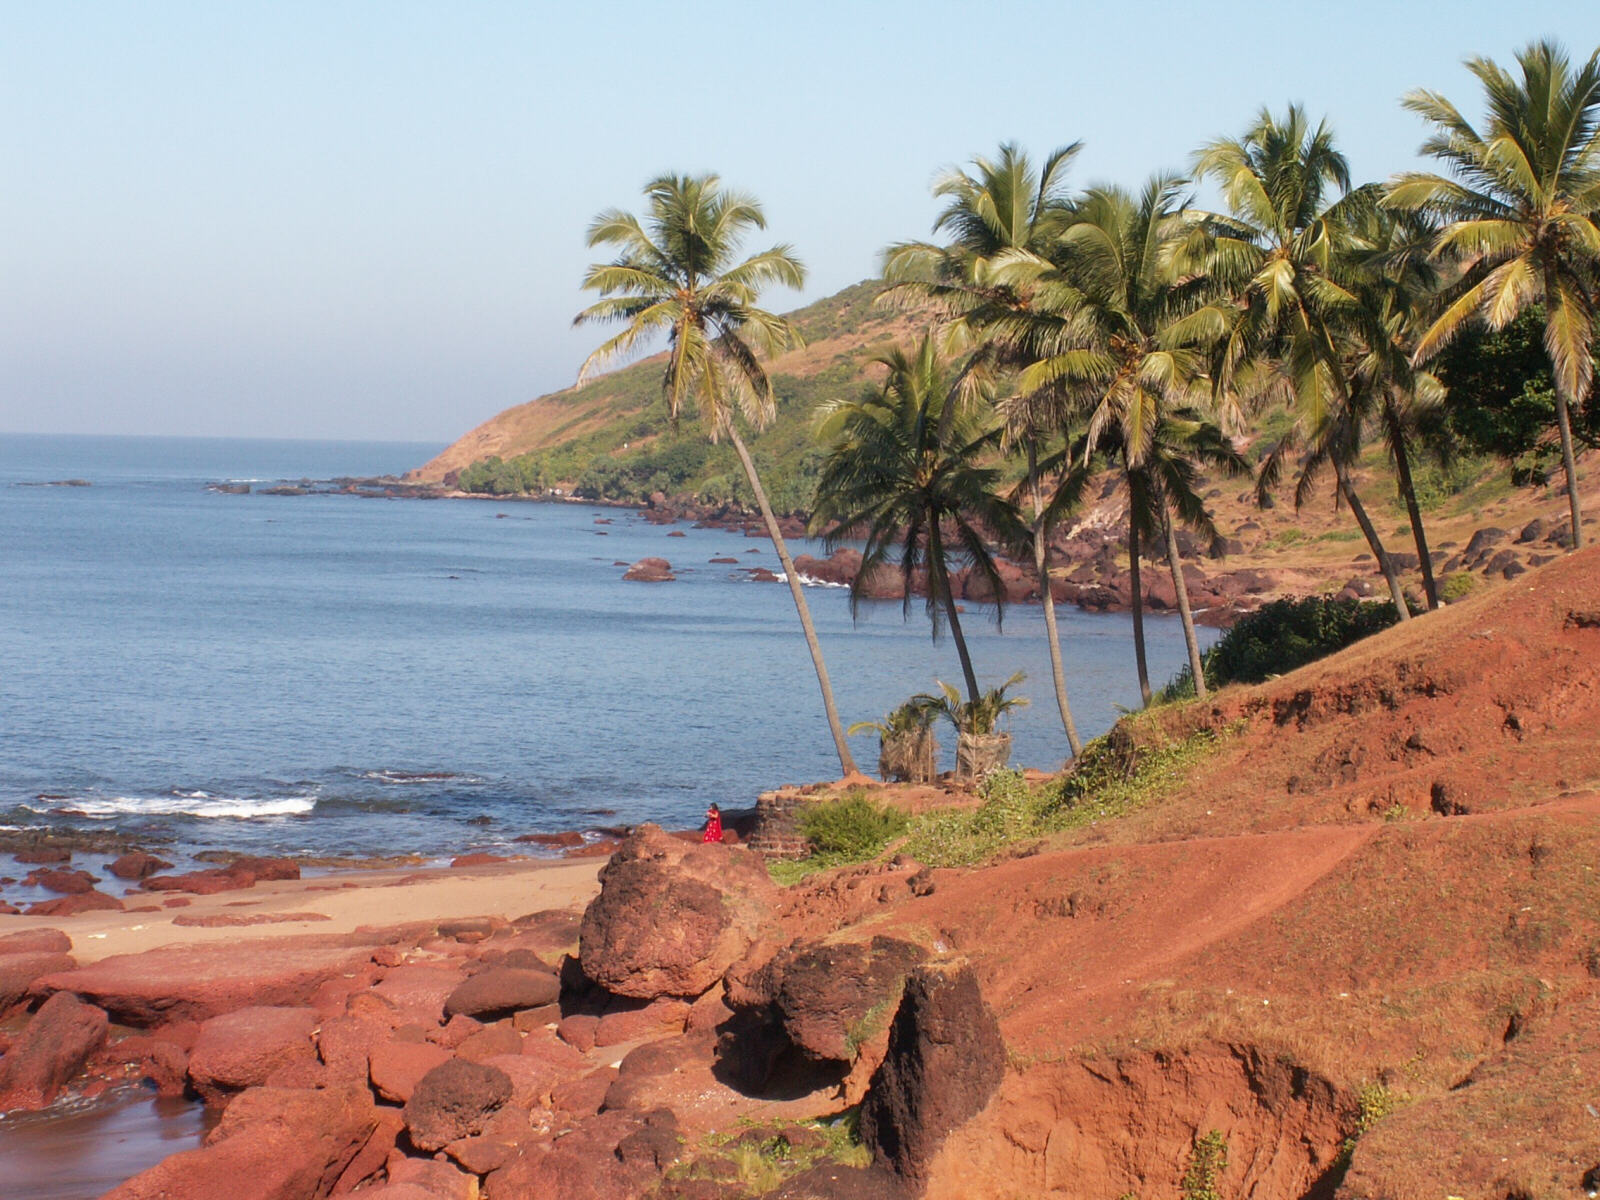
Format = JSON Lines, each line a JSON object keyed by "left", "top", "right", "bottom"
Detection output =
{"left": 809, "top": 335, "right": 1028, "bottom": 707}
{"left": 574, "top": 173, "right": 859, "bottom": 775}
{"left": 1193, "top": 106, "right": 1414, "bottom": 621}
{"left": 994, "top": 176, "right": 1243, "bottom": 699}
{"left": 1386, "top": 39, "right": 1600, "bottom": 549}
{"left": 880, "top": 141, "right": 1089, "bottom": 756}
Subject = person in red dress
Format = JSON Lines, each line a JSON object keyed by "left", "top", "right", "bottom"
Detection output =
{"left": 702, "top": 803, "right": 724, "bottom": 843}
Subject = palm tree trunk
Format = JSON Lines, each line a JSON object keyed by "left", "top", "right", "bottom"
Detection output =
{"left": 1028, "top": 444, "right": 1082, "bottom": 757}
{"left": 1128, "top": 519, "right": 1152, "bottom": 707}
{"left": 927, "top": 513, "right": 981, "bottom": 706}
{"left": 1554, "top": 390, "right": 1584, "bottom": 550}
{"left": 725, "top": 423, "right": 859, "bottom": 776}
{"left": 1161, "top": 504, "right": 1207, "bottom": 699}
{"left": 1385, "top": 404, "right": 1438, "bottom": 609}
{"left": 1333, "top": 458, "right": 1411, "bottom": 622}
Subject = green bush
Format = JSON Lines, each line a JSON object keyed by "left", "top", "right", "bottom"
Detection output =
{"left": 797, "top": 793, "right": 909, "bottom": 862}
{"left": 1438, "top": 573, "right": 1477, "bottom": 603}
{"left": 1161, "top": 596, "right": 1401, "bottom": 699}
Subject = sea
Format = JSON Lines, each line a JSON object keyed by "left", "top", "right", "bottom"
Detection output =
{"left": 0, "top": 434, "right": 1212, "bottom": 876}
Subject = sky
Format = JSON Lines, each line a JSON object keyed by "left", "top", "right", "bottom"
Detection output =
{"left": 2, "top": 2, "right": 1595, "bottom": 444}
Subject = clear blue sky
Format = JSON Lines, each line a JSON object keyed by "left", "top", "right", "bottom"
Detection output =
{"left": 2, "top": 2, "right": 1594, "bottom": 443}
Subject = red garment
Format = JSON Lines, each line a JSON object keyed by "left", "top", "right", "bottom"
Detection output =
{"left": 702, "top": 813, "right": 724, "bottom": 843}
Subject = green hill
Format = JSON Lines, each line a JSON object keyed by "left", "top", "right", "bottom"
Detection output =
{"left": 406, "top": 280, "right": 927, "bottom": 514}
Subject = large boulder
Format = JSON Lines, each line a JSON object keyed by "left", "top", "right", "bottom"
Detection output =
{"left": 738, "top": 936, "right": 929, "bottom": 1064}
{"left": 32, "top": 941, "right": 378, "bottom": 1026}
{"left": 579, "top": 825, "right": 776, "bottom": 999}
{"left": 860, "top": 962, "right": 1006, "bottom": 1182}
{"left": 0, "top": 991, "right": 110, "bottom": 1110}
{"left": 444, "top": 966, "right": 560, "bottom": 1020}
{"left": 187, "top": 1006, "right": 320, "bottom": 1104}
{"left": 403, "top": 1058, "right": 514, "bottom": 1152}
{"left": 101, "top": 1085, "right": 379, "bottom": 1200}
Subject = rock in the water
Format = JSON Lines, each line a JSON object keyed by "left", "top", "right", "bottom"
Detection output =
{"left": 579, "top": 824, "right": 776, "bottom": 999}
{"left": 0, "top": 991, "right": 110, "bottom": 1111}
{"left": 860, "top": 962, "right": 1006, "bottom": 1181}
{"left": 109, "top": 851, "right": 175, "bottom": 880}
{"left": 403, "top": 1058, "right": 514, "bottom": 1152}
{"left": 444, "top": 966, "right": 560, "bottom": 1019}
{"left": 622, "top": 556, "right": 676, "bottom": 582}
{"left": 101, "top": 1084, "right": 379, "bottom": 1200}
{"left": 187, "top": 1006, "right": 319, "bottom": 1104}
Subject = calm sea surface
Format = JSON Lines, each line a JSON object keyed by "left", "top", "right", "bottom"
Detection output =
{"left": 0, "top": 434, "right": 1212, "bottom": 868}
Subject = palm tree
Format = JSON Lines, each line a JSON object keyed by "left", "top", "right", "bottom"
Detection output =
{"left": 1193, "top": 106, "right": 1413, "bottom": 621}
{"left": 995, "top": 177, "right": 1243, "bottom": 699}
{"left": 881, "top": 141, "right": 1089, "bottom": 756}
{"left": 1386, "top": 39, "right": 1600, "bottom": 549}
{"left": 574, "top": 173, "right": 858, "bottom": 776}
{"left": 809, "top": 335, "right": 1027, "bottom": 707}
{"left": 1346, "top": 206, "right": 1452, "bottom": 608}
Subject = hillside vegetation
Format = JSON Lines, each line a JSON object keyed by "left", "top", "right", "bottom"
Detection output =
{"left": 407, "top": 281, "right": 925, "bottom": 511}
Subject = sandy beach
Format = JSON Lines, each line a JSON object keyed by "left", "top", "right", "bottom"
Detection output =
{"left": 0, "top": 856, "right": 605, "bottom": 965}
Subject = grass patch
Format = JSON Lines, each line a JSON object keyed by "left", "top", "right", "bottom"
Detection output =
{"left": 768, "top": 717, "right": 1233, "bottom": 881}
{"left": 901, "top": 719, "right": 1233, "bottom": 869}
{"left": 673, "top": 1112, "right": 871, "bottom": 1192}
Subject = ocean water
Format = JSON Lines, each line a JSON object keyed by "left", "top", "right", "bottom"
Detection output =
{"left": 0, "top": 434, "right": 1212, "bottom": 866}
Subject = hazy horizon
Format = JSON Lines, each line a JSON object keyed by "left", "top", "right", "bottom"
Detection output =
{"left": 3, "top": 2, "right": 1592, "bottom": 444}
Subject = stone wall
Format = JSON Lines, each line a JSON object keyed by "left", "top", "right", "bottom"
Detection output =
{"left": 746, "top": 788, "right": 811, "bottom": 859}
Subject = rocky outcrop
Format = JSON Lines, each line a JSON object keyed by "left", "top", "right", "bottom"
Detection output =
{"left": 0, "top": 991, "right": 110, "bottom": 1110}
{"left": 101, "top": 1085, "right": 379, "bottom": 1200}
{"left": 0, "top": 950, "right": 77, "bottom": 1013}
{"left": 32, "top": 941, "right": 380, "bottom": 1026}
{"left": 142, "top": 856, "right": 300, "bottom": 896}
{"left": 484, "top": 1107, "right": 681, "bottom": 1200}
{"left": 579, "top": 825, "right": 777, "bottom": 999}
{"left": 860, "top": 962, "right": 1005, "bottom": 1182}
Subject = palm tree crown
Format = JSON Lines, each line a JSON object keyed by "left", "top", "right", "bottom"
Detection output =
{"left": 575, "top": 172, "right": 807, "bottom": 436}
{"left": 810, "top": 336, "right": 1026, "bottom": 705}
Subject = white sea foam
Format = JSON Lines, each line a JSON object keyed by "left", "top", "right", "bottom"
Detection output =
{"left": 25, "top": 793, "right": 316, "bottom": 820}
{"left": 795, "top": 573, "right": 849, "bottom": 589}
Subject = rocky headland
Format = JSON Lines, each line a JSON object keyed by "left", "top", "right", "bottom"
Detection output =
{"left": 3, "top": 547, "right": 1599, "bottom": 1199}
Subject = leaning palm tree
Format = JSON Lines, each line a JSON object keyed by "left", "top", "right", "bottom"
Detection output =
{"left": 995, "top": 176, "right": 1243, "bottom": 699}
{"left": 1386, "top": 39, "right": 1600, "bottom": 549}
{"left": 809, "top": 336, "right": 1028, "bottom": 707}
{"left": 574, "top": 173, "right": 858, "bottom": 775}
{"left": 1193, "top": 106, "right": 1413, "bottom": 621}
{"left": 881, "top": 141, "right": 1089, "bottom": 756}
